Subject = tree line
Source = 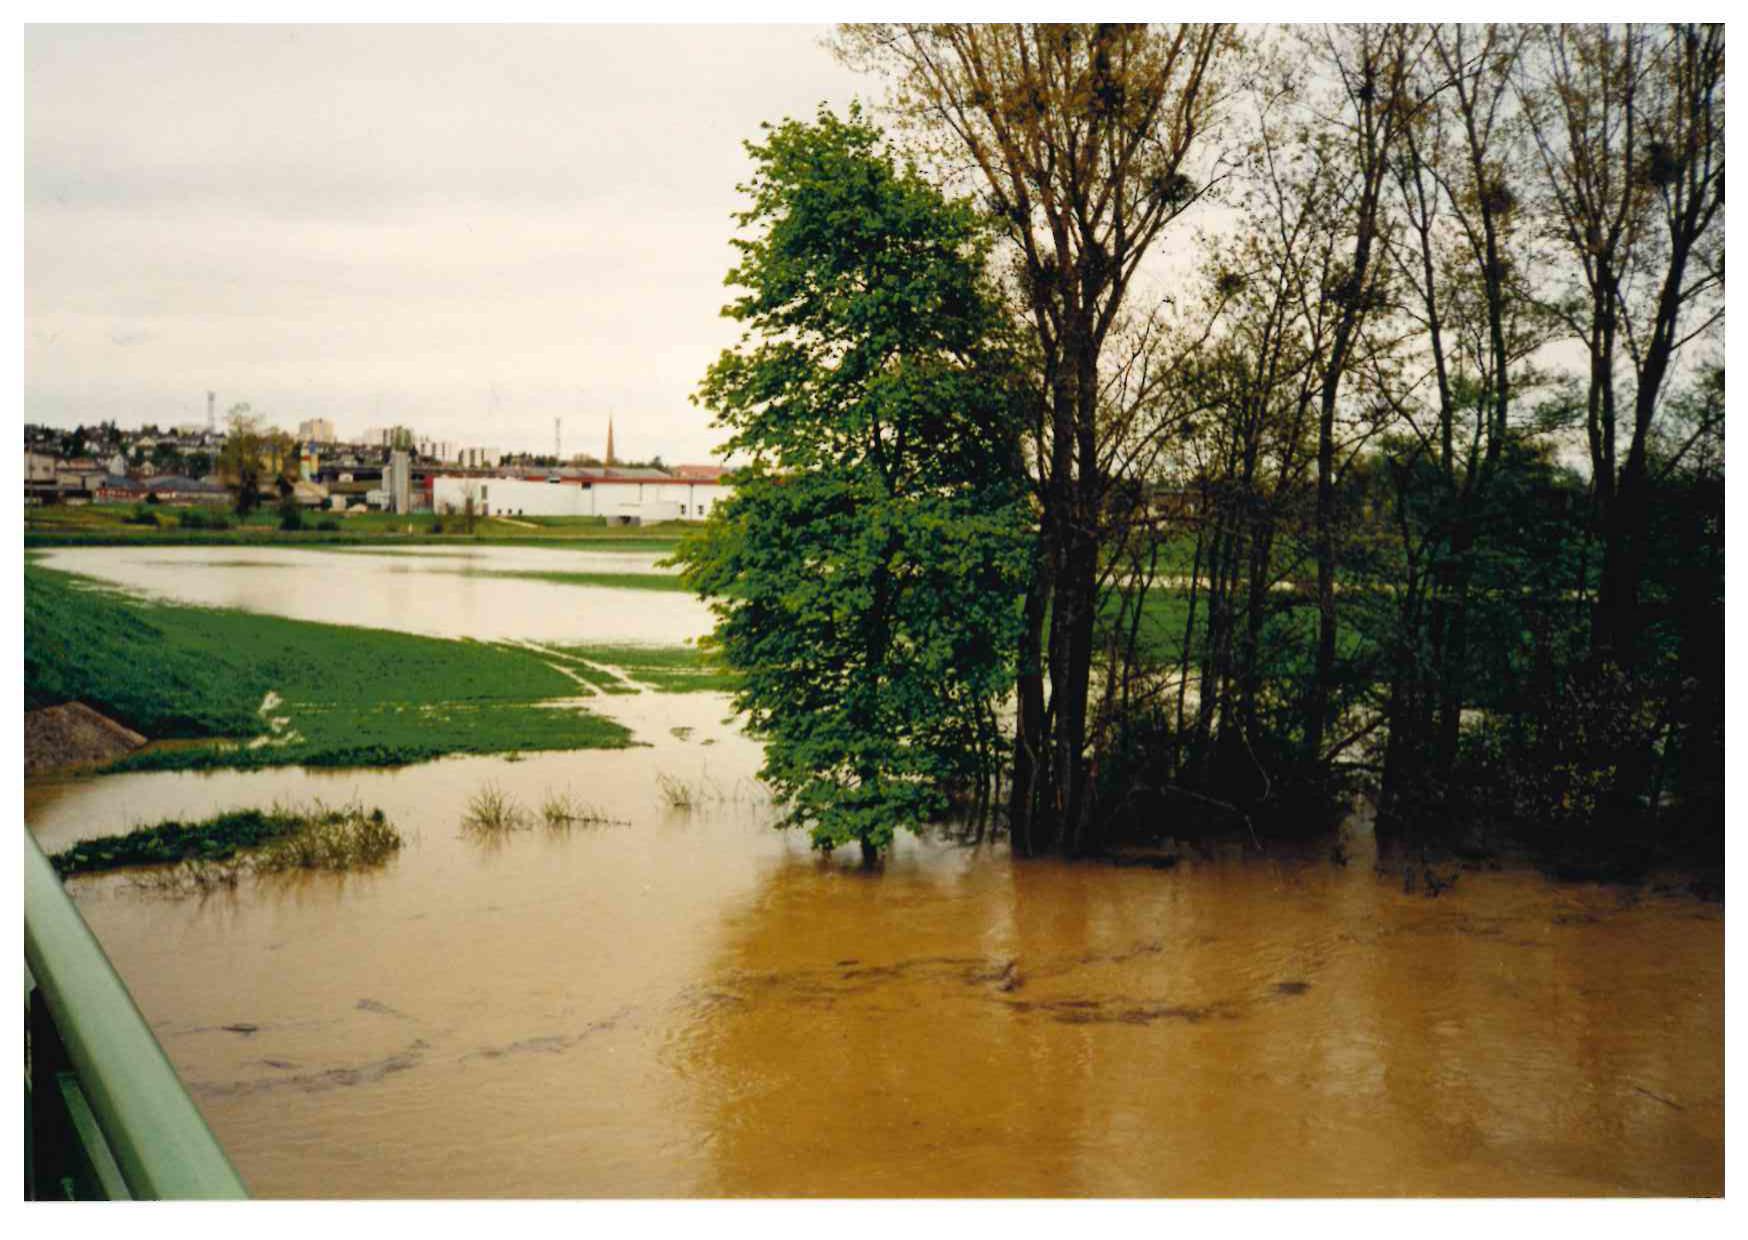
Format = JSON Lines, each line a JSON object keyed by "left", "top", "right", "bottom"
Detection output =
{"left": 680, "top": 23, "right": 1724, "bottom": 877}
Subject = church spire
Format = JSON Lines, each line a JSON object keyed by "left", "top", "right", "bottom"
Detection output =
{"left": 605, "top": 413, "right": 615, "bottom": 467}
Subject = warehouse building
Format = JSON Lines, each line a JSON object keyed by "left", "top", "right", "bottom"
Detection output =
{"left": 431, "top": 471, "right": 729, "bottom": 524}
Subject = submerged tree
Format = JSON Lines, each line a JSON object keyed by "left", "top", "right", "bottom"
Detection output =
{"left": 1521, "top": 23, "right": 1725, "bottom": 666}
{"left": 676, "top": 105, "right": 1032, "bottom": 864}
{"left": 1513, "top": 23, "right": 1725, "bottom": 848}
{"left": 836, "top": 21, "right": 1238, "bottom": 856}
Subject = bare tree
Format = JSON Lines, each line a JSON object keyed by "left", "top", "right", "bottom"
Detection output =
{"left": 1296, "top": 22, "right": 1430, "bottom": 761}
{"left": 1520, "top": 23, "right": 1725, "bottom": 659}
{"left": 836, "top": 22, "right": 1238, "bottom": 854}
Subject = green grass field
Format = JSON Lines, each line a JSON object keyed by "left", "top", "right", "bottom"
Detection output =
{"left": 1101, "top": 585, "right": 1374, "bottom": 672}
{"left": 24, "top": 503, "right": 682, "bottom": 553}
{"left": 442, "top": 566, "right": 689, "bottom": 592}
{"left": 24, "top": 563, "right": 634, "bottom": 772}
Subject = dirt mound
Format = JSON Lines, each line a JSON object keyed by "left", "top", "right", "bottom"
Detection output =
{"left": 24, "top": 702, "right": 147, "bottom": 775}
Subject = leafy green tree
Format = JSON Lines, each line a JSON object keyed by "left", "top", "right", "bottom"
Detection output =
{"left": 676, "top": 105, "right": 1032, "bottom": 863}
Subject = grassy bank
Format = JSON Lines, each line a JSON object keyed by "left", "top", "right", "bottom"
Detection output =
{"left": 25, "top": 503, "right": 682, "bottom": 552}
{"left": 448, "top": 567, "right": 690, "bottom": 592}
{"left": 25, "top": 563, "right": 633, "bottom": 772}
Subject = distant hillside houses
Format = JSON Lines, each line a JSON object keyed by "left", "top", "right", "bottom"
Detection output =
{"left": 24, "top": 415, "right": 732, "bottom": 521}
{"left": 94, "top": 474, "right": 231, "bottom": 504}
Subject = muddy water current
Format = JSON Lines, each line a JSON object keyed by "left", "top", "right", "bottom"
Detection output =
{"left": 23, "top": 551, "right": 1724, "bottom": 1197}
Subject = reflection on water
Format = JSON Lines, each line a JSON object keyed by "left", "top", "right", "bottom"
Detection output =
{"left": 34, "top": 544, "right": 708, "bottom": 645}
{"left": 22, "top": 554, "right": 1723, "bottom": 1197}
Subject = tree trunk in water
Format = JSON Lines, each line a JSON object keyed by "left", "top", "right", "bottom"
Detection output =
{"left": 1052, "top": 344, "right": 1102, "bottom": 856}
{"left": 1433, "top": 522, "right": 1475, "bottom": 791}
{"left": 1378, "top": 647, "right": 1420, "bottom": 844}
{"left": 1237, "top": 524, "right": 1274, "bottom": 747}
{"left": 1590, "top": 456, "right": 1656, "bottom": 843}
{"left": 1007, "top": 566, "right": 1050, "bottom": 857}
{"left": 1592, "top": 456, "right": 1650, "bottom": 662}
{"left": 1057, "top": 518, "right": 1099, "bottom": 854}
{"left": 1308, "top": 408, "right": 1337, "bottom": 761}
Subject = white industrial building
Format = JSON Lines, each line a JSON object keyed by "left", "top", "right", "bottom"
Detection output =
{"left": 431, "top": 473, "right": 729, "bottom": 524}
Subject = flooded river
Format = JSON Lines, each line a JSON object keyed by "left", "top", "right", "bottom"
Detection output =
{"left": 24, "top": 550, "right": 1724, "bottom": 1197}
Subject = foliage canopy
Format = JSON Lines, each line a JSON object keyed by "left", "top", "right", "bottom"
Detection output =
{"left": 676, "top": 105, "right": 1032, "bottom": 858}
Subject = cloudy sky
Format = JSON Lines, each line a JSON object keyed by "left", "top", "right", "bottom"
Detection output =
{"left": 24, "top": 25, "right": 871, "bottom": 463}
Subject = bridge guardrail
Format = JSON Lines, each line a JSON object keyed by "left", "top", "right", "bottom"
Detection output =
{"left": 24, "top": 830, "right": 248, "bottom": 1200}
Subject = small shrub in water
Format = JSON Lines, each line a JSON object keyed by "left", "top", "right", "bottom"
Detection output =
{"left": 656, "top": 772, "right": 730, "bottom": 811}
{"left": 251, "top": 804, "right": 402, "bottom": 873}
{"left": 540, "top": 788, "right": 622, "bottom": 829}
{"left": 463, "top": 783, "right": 528, "bottom": 833}
{"left": 656, "top": 773, "right": 696, "bottom": 810}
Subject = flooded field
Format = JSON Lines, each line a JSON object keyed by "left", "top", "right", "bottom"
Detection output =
{"left": 23, "top": 552, "right": 1725, "bottom": 1197}
{"left": 31, "top": 544, "right": 708, "bottom": 645}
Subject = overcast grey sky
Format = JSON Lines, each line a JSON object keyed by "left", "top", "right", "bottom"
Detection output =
{"left": 24, "top": 24, "right": 870, "bottom": 462}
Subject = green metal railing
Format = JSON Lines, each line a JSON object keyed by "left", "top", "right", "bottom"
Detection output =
{"left": 24, "top": 832, "right": 248, "bottom": 1200}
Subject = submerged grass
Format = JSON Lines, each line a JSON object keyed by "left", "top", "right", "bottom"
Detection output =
{"left": 550, "top": 643, "right": 740, "bottom": 694}
{"left": 254, "top": 807, "right": 403, "bottom": 872}
{"left": 525, "top": 648, "right": 641, "bottom": 695}
{"left": 462, "top": 783, "right": 528, "bottom": 833}
{"left": 50, "top": 801, "right": 402, "bottom": 879}
{"left": 25, "top": 563, "right": 632, "bottom": 772}
{"left": 656, "top": 771, "right": 770, "bottom": 810}
{"left": 539, "top": 788, "right": 624, "bottom": 829}
{"left": 656, "top": 772, "right": 701, "bottom": 810}
{"left": 125, "top": 858, "right": 245, "bottom": 896}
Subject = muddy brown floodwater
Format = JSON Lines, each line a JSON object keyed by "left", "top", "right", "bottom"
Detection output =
{"left": 23, "top": 554, "right": 1724, "bottom": 1197}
